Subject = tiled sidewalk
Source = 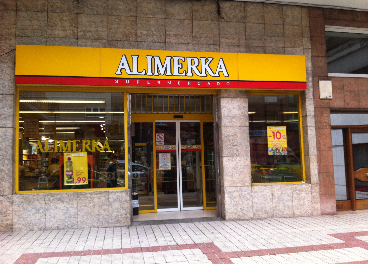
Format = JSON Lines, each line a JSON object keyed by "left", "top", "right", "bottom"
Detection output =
{"left": 2, "top": 212, "right": 368, "bottom": 263}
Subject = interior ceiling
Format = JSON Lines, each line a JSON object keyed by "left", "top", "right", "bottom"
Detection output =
{"left": 234, "top": 0, "right": 368, "bottom": 11}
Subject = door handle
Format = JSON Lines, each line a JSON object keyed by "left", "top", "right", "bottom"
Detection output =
{"left": 366, "top": 173, "right": 368, "bottom": 177}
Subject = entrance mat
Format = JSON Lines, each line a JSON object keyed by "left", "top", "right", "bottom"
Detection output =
{"left": 131, "top": 217, "right": 223, "bottom": 226}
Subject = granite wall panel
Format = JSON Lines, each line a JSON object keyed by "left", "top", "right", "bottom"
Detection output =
{"left": 48, "top": 0, "right": 77, "bottom": 13}
{"left": 165, "top": 19, "right": 192, "bottom": 44}
{"left": 107, "top": 16, "right": 137, "bottom": 41}
{"left": 0, "top": 10, "right": 16, "bottom": 37}
{"left": 0, "top": 195, "right": 12, "bottom": 231}
{"left": 272, "top": 185, "right": 294, "bottom": 218}
{"left": 219, "top": 22, "right": 246, "bottom": 46}
{"left": 223, "top": 187, "right": 253, "bottom": 220}
{"left": 78, "top": 0, "right": 108, "bottom": 15}
{"left": 293, "top": 184, "right": 312, "bottom": 216}
{"left": 192, "top": 0, "right": 218, "bottom": 22}
{"left": 219, "top": 1, "right": 245, "bottom": 22}
{"left": 108, "top": 190, "right": 131, "bottom": 227}
{"left": 137, "top": 0, "right": 165, "bottom": 19}
{"left": 0, "top": 156, "right": 12, "bottom": 196}
{"left": 47, "top": 38, "right": 78, "bottom": 47}
{"left": 78, "top": 14, "right": 108, "bottom": 40}
{"left": 16, "top": 11, "right": 47, "bottom": 38}
{"left": 252, "top": 185, "right": 273, "bottom": 218}
{"left": 245, "top": 2, "right": 264, "bottom": 24}
{"left": 47, "top": 13, "right": 78, "bottom": 39}
{"left": 12, "top": 190, "right": 131, "bottom": 231}
{"left": 107, "top": 0, "right": 136, "bottom": 17}
{"left": 0, "top": 61, "right": 15, "bottom": 95}
{"left": 0, "top": 94, "right": 14, "bottom": 128}
{"left": 13, "top": 194, "right": 46, "bottom": 230}
{"left": 329, "top": 78, "right": 345, "bottom": 109}
{"left": 137, "top": 17, "right": 165, "bottom": 43}
{"left": 220, "top": 126, "right": 249, "bottom": 158}
{"left": 45, "top": 193, "right": 78, "bottom": 230}
{"left": 165, "top": 0, "right": 192, "bottom": 20}
{"left": 0, "top": 0, "right": 16, "bottom": 11}
{"left": 264, "top": 4, "right": 283, "bottom": 25}
{"left": 309, "top": 7, "right": 341, "bottom": 215}
{"left": 17, "top": 0, "right": 47, "bottom": 12}
{"left": 221, "top": 156, "right": 251, "bottom": 187}
{"left": 283, "top": 5, "right": 302, "bottom": 25}
{"left": 16, "top": 36, "right": 47, "bottom": 46}
{"left": 77, "top": 191, "right": 110, "bottom": 228}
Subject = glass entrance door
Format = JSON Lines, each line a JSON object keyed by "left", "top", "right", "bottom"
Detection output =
{"left": 155, "top": 121, "right": 203, "bottom": 211}
{"left": 346, "top": 128, "right": 368, "bottom": 210}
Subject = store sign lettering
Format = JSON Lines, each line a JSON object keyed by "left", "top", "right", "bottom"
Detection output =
{"left": 35, "top": 140, "right": 111, "bottom": 153}
{"left": 115, "top": 55, "right": 229, "bottom": 78}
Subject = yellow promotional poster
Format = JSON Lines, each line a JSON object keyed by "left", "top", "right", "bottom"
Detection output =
{"left": 64, "top": 152, "right": 88, "bottom": 185}
{"left": 267, "top": 126, "right": 287, "bottom": 155}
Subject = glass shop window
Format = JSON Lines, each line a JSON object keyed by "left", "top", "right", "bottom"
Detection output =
{"left": 249, "top": 94, "right": 303, "bottom": 183}
{"left": 18, "top": 91, "right": 126, "bottom": 191}
{"left": 326, "top": 30, "right": 368, "bottom": 75}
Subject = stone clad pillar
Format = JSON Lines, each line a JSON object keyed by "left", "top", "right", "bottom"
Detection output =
{"left": 218, "top": 90, "right": 253, "bottom": 219}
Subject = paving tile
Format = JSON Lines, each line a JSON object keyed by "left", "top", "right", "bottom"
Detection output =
{"left": 6, "top": 213, "right": 368, "bottom": 263}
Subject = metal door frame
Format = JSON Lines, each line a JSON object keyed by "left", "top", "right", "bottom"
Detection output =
{"left": 156, "top": 120, "right": 204, "bottom": 212}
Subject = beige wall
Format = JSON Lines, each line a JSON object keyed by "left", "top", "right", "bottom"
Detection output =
{"left": 0, "top": 0, "right": 319, "bottom": 230}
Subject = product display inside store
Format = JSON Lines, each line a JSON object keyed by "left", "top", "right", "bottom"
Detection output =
{"left": 18, "top": 91, "right": 126, "bottom": 191}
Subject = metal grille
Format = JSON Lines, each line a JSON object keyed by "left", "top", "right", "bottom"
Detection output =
{"left": 131, "top": 94, "right": 213, "bottom": 114}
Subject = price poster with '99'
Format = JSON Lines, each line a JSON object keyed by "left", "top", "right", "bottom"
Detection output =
{"left": 267, "top": 126, "right": 287, "bottom": 155}
{"left": 64, "top": 152, "right": 88, "bottom": 185}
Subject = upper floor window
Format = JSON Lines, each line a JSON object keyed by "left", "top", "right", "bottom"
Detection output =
{"left": 326, "top": 26, "right": 368, "bottom": 76}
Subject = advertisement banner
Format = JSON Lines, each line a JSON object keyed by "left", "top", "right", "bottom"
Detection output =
{"left": 267, "top": 126, "right": 287, "bottom": 155}
{"left": 159, "top": 153, "right": 171, "bottom": 170}
{"left": 64, "top": 152, "right": 88, "bottom": 185}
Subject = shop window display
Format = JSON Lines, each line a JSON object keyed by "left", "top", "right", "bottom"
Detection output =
{"left": 18, "top": 91, "right": 126, "bottom": 191}
{"left": 249, "top": 94, "right": 303, "bottom": 183}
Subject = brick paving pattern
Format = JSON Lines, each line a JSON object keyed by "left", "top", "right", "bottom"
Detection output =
{"left": 2, "top": 213, "right": 368, "bottom": 263}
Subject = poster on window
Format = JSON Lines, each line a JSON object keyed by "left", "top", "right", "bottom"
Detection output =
{"left": 159, "top": 153, "right": 171, "bottom": 170}
{"left": 64, "top": 152, "right": 88, "bottom": 185}
{"left": 267, "top": 126, "right": 287, "bottom": 155}
{"left": 24, "top": 119, "right": 39, "bottom": 138}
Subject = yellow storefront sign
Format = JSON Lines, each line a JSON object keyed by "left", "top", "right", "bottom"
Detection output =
{"left": 15, "top": 45, "right": 307, "bottom": 90}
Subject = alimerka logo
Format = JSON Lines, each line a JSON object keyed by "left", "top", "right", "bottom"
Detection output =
{"left": 115, "top": 55, "right": 229, "bottom": 78}
{"left": 35, "top": 139, "right": 111, "bottom": 153}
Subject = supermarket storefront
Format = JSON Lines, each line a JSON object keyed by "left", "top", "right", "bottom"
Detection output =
{"left": 13, "top": 45, "right": 312, "bottom": 229}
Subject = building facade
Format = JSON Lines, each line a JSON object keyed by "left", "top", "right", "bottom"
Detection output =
{"left": 0, "top": 0, "right": 366, "bottom": 231}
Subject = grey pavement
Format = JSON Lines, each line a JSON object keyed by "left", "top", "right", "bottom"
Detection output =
{"left": 2, "top": 211, "right": 368, "bottom": 264}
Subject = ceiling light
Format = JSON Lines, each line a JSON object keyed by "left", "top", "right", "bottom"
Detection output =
{"left": 55, "top": 127, "right": 80, "bottom": 130}
{"left": 20, "top": 100, "right": 106, "bottom": 103}
{"left": 19, "top": 111, "right": 124, "bottom": 114}
{"left": 39, "top": 121, "right": 105, "bottom": 123}
{"left": 283, "top": 112, "right": 298, "bottom": 114}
